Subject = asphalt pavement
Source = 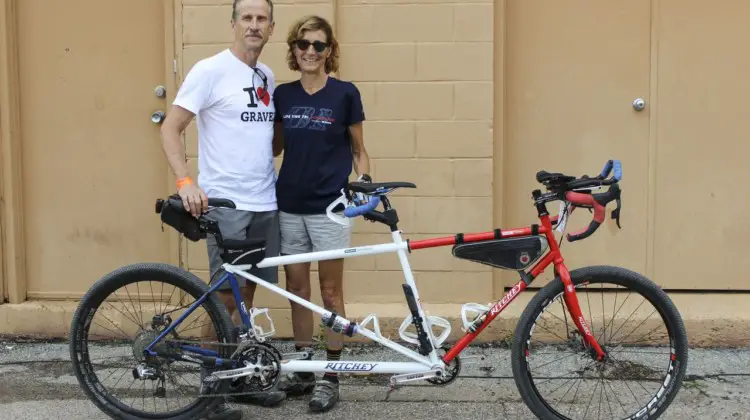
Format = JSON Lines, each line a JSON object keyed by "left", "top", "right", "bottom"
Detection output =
{"left": 0, "top": 336, "right": 748, "bottom": 420}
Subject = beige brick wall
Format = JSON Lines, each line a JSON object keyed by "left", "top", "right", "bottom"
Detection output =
{"left": 178, "top": 0, "right": 495, "bottom": 317}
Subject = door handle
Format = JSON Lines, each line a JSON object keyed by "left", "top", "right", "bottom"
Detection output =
{"left": 632, "top": 98, "right": 645, "bottom": 111}
{"left": 151, "top": 110, "right": 166, "bottom": 124}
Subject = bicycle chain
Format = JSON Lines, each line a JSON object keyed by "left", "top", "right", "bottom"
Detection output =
{"left": 161, "top": 339, "right": 285, "bottom": 399}
{"left": 134, "top": 338, "right": 500, "bottom": 400}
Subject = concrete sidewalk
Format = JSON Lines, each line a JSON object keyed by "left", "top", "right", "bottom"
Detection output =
{"left": 0, "top": 337, "right": 747, "bottom": 419}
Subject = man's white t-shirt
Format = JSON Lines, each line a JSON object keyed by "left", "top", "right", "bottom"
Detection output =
{"left": 173, "top": 49, "right": 277, "bottom": 212}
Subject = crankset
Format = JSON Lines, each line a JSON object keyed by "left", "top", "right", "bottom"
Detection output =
{"left": 203, "top": 342, "right": 281, "bottom": 392}
{"left": 388, "top": 346, "right": 463, "bottom": 388}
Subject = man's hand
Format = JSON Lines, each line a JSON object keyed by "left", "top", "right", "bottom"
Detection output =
{"left": 177, "top": 177, "right": 208, "bottom": 217}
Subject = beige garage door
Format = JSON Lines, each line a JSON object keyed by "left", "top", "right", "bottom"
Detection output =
{"left": 652, "top": 0, "right": 750, "bottom": 290}
{"left": 17, "top": 0, "right": 176, "bottom": 299}
{"left": 502, "top": 1, "right": 652, "bottom": 287}
{"left": 503, "top": 0, "right": 750, "bottom": 291}
{"left": 0, "top": 231, "right": 4, "bottom": 302}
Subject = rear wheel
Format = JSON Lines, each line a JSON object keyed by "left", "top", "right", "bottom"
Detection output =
{"left": 69, "top": 263, "right": 237, "bottom": 420}
{"left": 511, "top": 265, "right": 688, "bottom": 419}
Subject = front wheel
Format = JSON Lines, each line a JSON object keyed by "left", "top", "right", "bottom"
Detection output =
{"left": 511, "top": 265, "right": 688, "bottom": 420}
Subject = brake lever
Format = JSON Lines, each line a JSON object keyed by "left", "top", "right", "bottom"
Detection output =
{"left": 612, "top": 197, "right": 622, "bottom": 228}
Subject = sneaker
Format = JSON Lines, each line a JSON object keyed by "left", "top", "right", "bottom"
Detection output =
{"left": 227, "top": 389, "right": 286, "bottom": 407}
{"left": 205, "top": 402, "right": 242, "bottom": 420}
{"left": 222, "top": 376, "right": 286, "bottom": 407}
{"left": 277, "top": 372, "right": 316, "bottom": 396}
{"left": 309, "top": 380, "right": 339, "bottom": 413}
{"left": 201, "top": 369, "right": 242, "bottom": 419}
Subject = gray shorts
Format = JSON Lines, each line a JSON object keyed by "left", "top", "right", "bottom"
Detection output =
{"left": 279, "top": 211, "right": 352, "bottom": 255}
{"left": 205, "top": 208, "right": 280, "bottom": 289}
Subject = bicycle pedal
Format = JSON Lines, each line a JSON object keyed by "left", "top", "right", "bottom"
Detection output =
{"left": 460, "top": 303, "right": 490, "bottom": 332}
{"left": 203, "top": 374, "right": 220, "bottom": 383}
{"left": 248, "top": 307, "right": 275, "bottom": 342}
{"left": 457, "top": 355, "right": 484, "bottom": 365}
{"left": 389, "top": 369, "right": 440, "bottom": 386}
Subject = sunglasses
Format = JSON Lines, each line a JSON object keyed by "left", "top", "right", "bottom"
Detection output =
{"left": 294, "top": 39, "right": 329, "bottom": 53}
{"left": 253, "top": 66, "right": 268, "bottom": 94}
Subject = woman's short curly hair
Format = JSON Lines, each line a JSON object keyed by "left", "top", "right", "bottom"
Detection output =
{"left": 286, "top": 15, "right": 339, "bottom": 74}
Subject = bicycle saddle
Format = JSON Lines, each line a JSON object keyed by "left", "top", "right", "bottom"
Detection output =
{"left": 536, "top": 170, "right": 576, "bottom": 184}
{"left": 349, "top": 181, "right": 417, "bottom": 195}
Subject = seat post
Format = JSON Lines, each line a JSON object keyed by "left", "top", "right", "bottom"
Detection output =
{"left": 379, "top": 195, "right": 401, "bottom": 232}
{"left": 381, "top": 195, "right": 392, "bottom": 211}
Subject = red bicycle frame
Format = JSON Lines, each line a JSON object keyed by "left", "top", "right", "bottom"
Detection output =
{"left": 407, "top": 205, "right": 607, "bottom": 364}
{"left": 349, "top": 163, "right": 621, "bottom": 366}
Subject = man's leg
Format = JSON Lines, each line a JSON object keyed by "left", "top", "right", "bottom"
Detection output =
{"left": 306, "top": 212, "right": 352, "bottom": 413}
{"left": 223, "top": 209, "right": 286, "bottom": 407}
{"left": 275, "top": 211, "right": 317, "bottom": 396}
{"left": 200, "top": 208, "right": 284, "bottom": 414}
{"left": 199, "top": 208, "right": 250, "bottom": 420}
{"left": 203, "top": 208, "right": 257, "bottom": 334}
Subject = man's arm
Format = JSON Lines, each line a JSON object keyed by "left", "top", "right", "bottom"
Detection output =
{"left": 160, "top": 105, "right": 195, "bottom": 179}
{"left": 349, "top": 122, "right": 370, "bottom": 176}
{"left": 160, "top": 104, "right": 208, "bottom": 217}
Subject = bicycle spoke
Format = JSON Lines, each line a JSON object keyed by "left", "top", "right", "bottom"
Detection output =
{"left": 521, "top": 276, "right": 681, "bottom": 420}
{"left": 69, "top": 271, "right": 239, "bottom": 418}
{"left": 581, "top": 376, "right": 599, "bottom": 419}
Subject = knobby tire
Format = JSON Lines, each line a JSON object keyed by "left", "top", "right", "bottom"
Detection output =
{"left": 69, "top": 262, "right": 237, "bottom": 420}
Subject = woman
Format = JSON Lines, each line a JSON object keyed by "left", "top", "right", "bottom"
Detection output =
{"left": 272, "top": 15, "right": 371, "bottom": 413}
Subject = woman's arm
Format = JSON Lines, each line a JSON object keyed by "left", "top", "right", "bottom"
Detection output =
{"left": 349, "top": 122, "right": 370, "bottom": 176}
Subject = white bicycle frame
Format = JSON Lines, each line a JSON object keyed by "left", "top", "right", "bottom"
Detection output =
{"left": 221, "top": 229, "right": 452, "bottom": 377}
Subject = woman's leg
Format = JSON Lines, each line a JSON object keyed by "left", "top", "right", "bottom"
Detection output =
{"left": 285, "top": 262, "right": 313, "bottom": 349}
{"left": 279, "top": 211, "right": 314, "bottom": 348}
{"left": 277, "top": 212, "right": 318, "bottom": 395}
{"left": 306, "top": 212, "right": 352, "bottom": 413}
{"left": 318, "top": 257, "right": 346, "bottom": 370}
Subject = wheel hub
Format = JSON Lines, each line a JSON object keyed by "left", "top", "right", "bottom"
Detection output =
{"left": 132, "top": 330, "right": 161, "bottom": 362}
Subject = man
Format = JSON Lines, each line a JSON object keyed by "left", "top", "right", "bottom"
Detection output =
{"left": 160, "top": 0, "right": 285, "bottom": 419}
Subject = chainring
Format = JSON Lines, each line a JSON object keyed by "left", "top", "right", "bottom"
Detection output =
{"left": 228, "top": 341, "right": 282, "bottom": 393}
{"left": 427, "top": 346, "right": 461, "bottom": 386}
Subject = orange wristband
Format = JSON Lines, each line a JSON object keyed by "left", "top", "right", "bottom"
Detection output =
{"left": 176, "top": 176, "right": 193, "bottom": 190}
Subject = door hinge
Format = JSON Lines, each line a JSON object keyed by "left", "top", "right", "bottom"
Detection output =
{"left": 173, "top": 59, "right": 177, "bottom": 74}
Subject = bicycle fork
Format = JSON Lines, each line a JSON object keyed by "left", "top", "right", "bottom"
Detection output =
{"left": 556, "top": 263, "right": 607, "bottom": 361}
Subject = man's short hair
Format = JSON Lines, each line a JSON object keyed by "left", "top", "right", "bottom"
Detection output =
{"left": 232, "top": 0, "right": 274, "bottom": 22}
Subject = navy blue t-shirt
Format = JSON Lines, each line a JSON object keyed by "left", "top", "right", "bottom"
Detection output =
{"left": 273, "top": 77, "right": 365, "bottom": 214}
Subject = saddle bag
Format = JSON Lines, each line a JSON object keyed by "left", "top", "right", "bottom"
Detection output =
{"left": 155, "top": 195, "right": 204, "bottom": 242}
